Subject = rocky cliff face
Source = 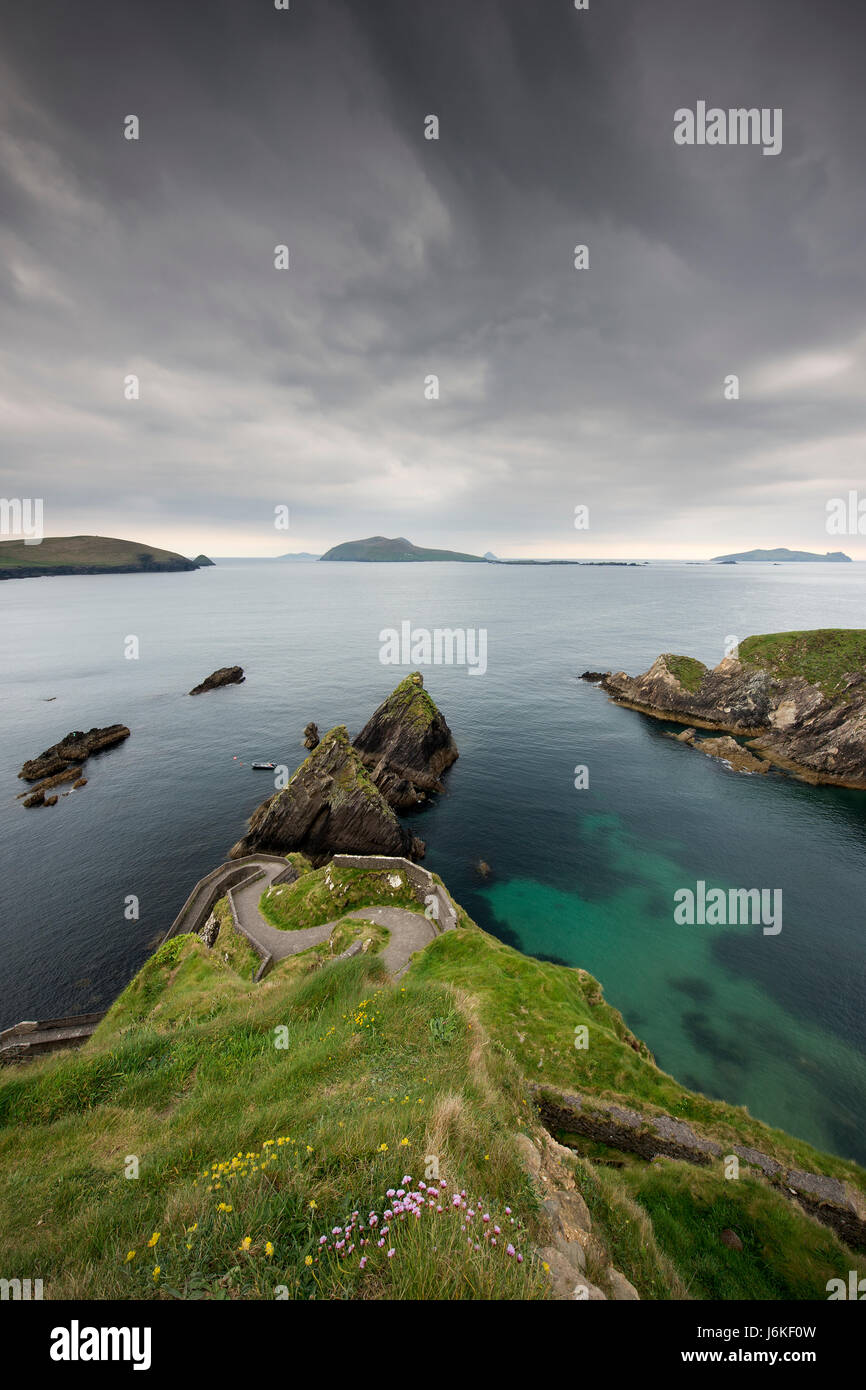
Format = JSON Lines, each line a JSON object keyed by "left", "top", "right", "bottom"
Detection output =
{"left": 229, "top": 726, "right": 423, "bottom": 863}
{"left": 353, "top": 672, "right": 458, "bottom": 811}
{"left": 588, "top": 650, "right": 866, "bottom": 787}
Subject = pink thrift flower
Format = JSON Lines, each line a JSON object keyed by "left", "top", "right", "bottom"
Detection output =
{"left": 507, "top": 1244, "right": 515, "bottom": 1257}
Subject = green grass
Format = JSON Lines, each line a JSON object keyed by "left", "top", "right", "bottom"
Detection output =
{"left": 259, "top": 863, "right": 423, "bottom": 931}
{"left": 618, "top": 1160, "right": 852, "bottom": 1300}
{"left": 0, "top": 948, "right": 547, "bottom": 1300}
{"left": 739, "top": 629, "right": 866, "bottom": 697}
{"left": 665, "top": 654, "right": 708, "bottom": 693}
{"left": 408, "top": 926, "right": 866, "bottom": 1192}
{"left": 1, "top": 873, "right": 861, "bottom": 1301}
{"left": 211, "top": 899, "right": 260, "bottom": 981}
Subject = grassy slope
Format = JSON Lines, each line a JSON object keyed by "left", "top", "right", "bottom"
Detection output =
{"left": 0, "top": 535, "right": 194, "bottom": 572}
{"left": 211, "top": 899, "right": 260, "bottom": 981}
{"left": 0, "top": 866, "right": 859, "bottom": 1301}
{"left": 739, "top": 629, "right": 866, "bottom": 697}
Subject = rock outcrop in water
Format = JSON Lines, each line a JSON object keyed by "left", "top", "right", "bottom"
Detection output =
{"left": 229, "top": 725, "right": 423, "bottom": 863}
{"left": 230, "top": 674, "right": 456, "bottom": 861}
{"left": 584, "top": 630, "right": 866, "bottom": 787}
{"left": 352, "top": 672, "right": 458, "bottom": 811}
{"left": 17, "top": 725, "right": 130, "bottom": 806}
{"left": 189, "top": 665, "right": 245, "bottom": 695}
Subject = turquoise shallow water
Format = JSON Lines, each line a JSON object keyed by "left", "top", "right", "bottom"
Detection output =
{"left": 1, "top": 559, "right": 865, "bottom": 1162}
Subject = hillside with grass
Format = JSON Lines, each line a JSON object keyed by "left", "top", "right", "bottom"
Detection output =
{"left": 0, "top": 860, "right": 860, "bottom": 1301}
{"left": 739, "top": 629, "right": 866, "bottom": 698}
{"left": 320, "top": 536, "right": 487, "bottom": 563}
{"left": 0, "top": 535, "right": 201, "bottom": 579}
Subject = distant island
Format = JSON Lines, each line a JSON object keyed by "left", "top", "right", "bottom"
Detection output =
{"left": 711, "top": 548, "right": 852, "bottom": 564}
{"left": 0, "top": 535, "right": 209, "bottom": 580}
{"left": 320, "top": 536, "right": 487, "bottom": 563}
{"left": 277, "top": 551, "right": 321, "bottom": 562}
{"left": 192, "top": 553, "right": 215, "bottom": 567}
{"left": 319, "top": 536, "right": 643, "bottom": 565}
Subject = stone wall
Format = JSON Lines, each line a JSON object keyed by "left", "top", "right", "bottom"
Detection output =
{"left": 533, "top": 1083, "right": 866, "bottom": 1251}
{"left": 162, "top": 854, "right": 291, "bottom": 944}
{"left": 330, "top": 854, "right": 458, "bottom": 933}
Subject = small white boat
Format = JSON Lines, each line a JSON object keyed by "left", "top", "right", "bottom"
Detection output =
{"left": 251, "top": 761, "right": 276, "bottom": 771}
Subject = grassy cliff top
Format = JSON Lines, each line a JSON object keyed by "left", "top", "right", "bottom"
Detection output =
{"left": 0, "top": 862, "right": 860, "bottom": 1301}
{"left": 663, "top": 654, "right": 708, "bottom": 692}
{"left": 0, "top": 534, "right": 196, "bottom": 573}
{"left": 739, "top": 629, "right": 866, "bottom": 695}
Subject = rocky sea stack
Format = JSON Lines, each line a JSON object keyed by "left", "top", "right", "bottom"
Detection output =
{"left": 584, "top": 629, "right": 866, "bottom": 787}
{"left": 229, "top": 725, "right": 423, "bottom": 863}
{"left": 231, "top": 673, "right": 457, "bottom": 861}
{"left": 353, "top": 672, "right": 458, "bottom": 811}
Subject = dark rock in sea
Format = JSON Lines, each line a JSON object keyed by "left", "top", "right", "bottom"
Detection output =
{"left": 189, "top": 665, "right": 245, "bottom": 696}
{"left": 18, "top": 726, "right": 130, "bottom": 782}
{"left": 352, "top": 672, "right": 458, "bottom": 811}
{"left": 303, "top": 722, "right": 320, "bottom": 750}
{"left": 44, "top": 795, "right": 58, "bottom": 807}
{"left": 229, "top": 725, "right": 424, "bottom": 864}
{"left": 475, "top": 859, "right": 492, "bottom": 879}
{"left": 580, "top": 671, "right": 608, "bottom": 683}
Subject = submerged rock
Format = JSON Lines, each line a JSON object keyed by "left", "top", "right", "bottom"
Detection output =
{"left": 229, "top": 725, "right": 424, "bottom": 863}
{"left": 352, "top": 672, "right": 458, "bottom": 811}
{"left": 189, "top": 665, "right": 245, "bottom": 695}
{"left": 669, "top": 730, "right": 770, "bottom": 774}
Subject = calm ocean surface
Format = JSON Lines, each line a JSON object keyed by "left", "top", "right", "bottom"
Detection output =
{"left": 2, "top": 560, "right": 865, "bottom": 1162}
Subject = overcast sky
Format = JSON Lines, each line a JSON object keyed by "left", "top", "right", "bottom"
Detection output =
{"left": 2, "top": 0, "right": 865, "bottom": 559}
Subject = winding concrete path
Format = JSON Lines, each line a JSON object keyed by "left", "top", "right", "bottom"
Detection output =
{"left": 230, "top": 862, "right": 437, "bottom": 977}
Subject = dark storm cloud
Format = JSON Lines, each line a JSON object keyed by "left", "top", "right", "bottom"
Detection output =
{"left": 1, "top": 0, "right": 865, "bottom": 556}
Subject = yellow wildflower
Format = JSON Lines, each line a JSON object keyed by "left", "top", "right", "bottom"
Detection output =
{"left": 147, "top": 1232, "right": 160, "bottom": 1248}
{"left": 124, "top": 1250, "right": 136, "bottom": 1263}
